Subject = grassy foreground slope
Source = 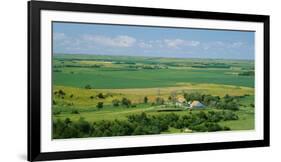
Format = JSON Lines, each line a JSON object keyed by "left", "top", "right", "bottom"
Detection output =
{"left": 53, "top": 83, "right": 254, "bottom": 131}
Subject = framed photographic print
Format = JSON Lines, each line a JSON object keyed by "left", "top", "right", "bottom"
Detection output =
{"left": 28, "top": 0, "right": 270, "bottom": 161}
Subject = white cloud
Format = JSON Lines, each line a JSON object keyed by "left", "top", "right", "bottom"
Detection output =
{"left": 164, "top": 39, "right": 200, "bottom": 48}
{"left": 138, "top": 42, "right": 153, "bottom": 48}
{"left": 203, "top": 41, "right": 246, "bottom": 50}
{"left": 137, "top": 39, "right": 200, "bottom": 49}
{"left": 53, "top": 32, "right": 66, "bottom": 40}
{"left": 83, "top": 35, "right": 136, "bottom": 48}
{"left": 229, "top": 42, "right": 244, "bottom": 48}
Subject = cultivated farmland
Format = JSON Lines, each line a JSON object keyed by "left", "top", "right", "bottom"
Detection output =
{"left": 52, "top": 54, "right": 255, "bottom": 139}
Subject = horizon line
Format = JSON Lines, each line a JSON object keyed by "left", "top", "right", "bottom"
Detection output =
{"left": 53, "top": 53, "right": 255, "bottom": 61}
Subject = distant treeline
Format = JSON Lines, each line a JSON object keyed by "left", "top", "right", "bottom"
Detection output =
{"left": 238, "top": 71, "right": 255, "bottom": 76}
{"left": 53, "top": 64, "right": 101, "bottom": 68}
{"left": 191, "top": 63, "right": 231, "bottom": 69}
{"left": 53, "top": 111, "right": 238, "bottom": 139}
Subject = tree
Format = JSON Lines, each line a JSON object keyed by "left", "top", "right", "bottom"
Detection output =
{"left": 71, "top": 109, "right": 79, "bottom": 114}
{"left": 217, "top": 100, "right": 239, "bottom": 111}
{"left": 84, "top": 84, "right": 92, "bottom": 89}
{"left": 53, "top": 100, "right": 57, "bottom": 105}
{"left": 96, "top": 102, "right": 103, "bottom": 109}
{"left": 76, "top": 117, "right": 91, "bottom": 134}
{"left": 121, "top": 97, "right": 131, "bottom": 107}
{"left": 184, "top": 92, "right": 202, "bottom": 102}
{"left": 155, "top": 97, "right": 164, "bottom": 105}
{"left": 170, "top": 91, "right": 177, "bottom": 103}
{"left": 168, "top": 96, "right": 172, "bottom": 101}
{"left": 97, "top": 93, "right": 105, "bottom": 99}
{"left": 112, "top": 99, "right": 120, "bottom": 107}
{"left": 144, "top": 96, "right": 148, "bottom": 103}
{"left": 56, "top": 89, "right": 66, "bottom": 98}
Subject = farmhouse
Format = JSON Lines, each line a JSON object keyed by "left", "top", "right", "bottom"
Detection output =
{"left": 190, "top": 101, "right": 205, "bottom": 108}
{"left": 175, "top": 96, "right": 187, "bottom": 107}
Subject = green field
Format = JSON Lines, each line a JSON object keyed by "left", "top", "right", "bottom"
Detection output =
{"left": 53, "top": 54, "right": 254, "bottom": 88}
{"left": 52, "top": 54, "right": 255, "bottom": 139}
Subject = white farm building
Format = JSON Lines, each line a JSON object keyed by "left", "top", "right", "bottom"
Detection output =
{"left": 190, "top": 101, "right": 205, "bottom": 108}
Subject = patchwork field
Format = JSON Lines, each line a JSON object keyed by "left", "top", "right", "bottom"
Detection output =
{"left": 52, "top": 54, "right": 255, "bottom": 138}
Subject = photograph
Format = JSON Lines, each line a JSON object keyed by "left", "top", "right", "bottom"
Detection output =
{"left": 52, "top": 22, "right": 255, "bottom": 139}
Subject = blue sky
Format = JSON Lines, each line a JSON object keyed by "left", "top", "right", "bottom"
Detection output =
{"left": 53, "top": 22, "right": 255, "bottom": 60}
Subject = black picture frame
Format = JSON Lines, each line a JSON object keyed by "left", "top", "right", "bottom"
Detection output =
{"left": 28, "top": 0, "right": 270, "bottom": 161}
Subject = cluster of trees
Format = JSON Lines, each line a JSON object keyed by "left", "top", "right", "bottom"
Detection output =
{"left": 53, "top": 69, "right": 62, "bottom": 72}
{"left": 96, "top": 102, "right": 103, "bottom": 109}
{"left": 215, "top": 94, "right": 239, "bottom": 111}
{"left": 183, "top": 93, "right": 240, "bottom": 111}
{"left": 111, "top": 97, "right": 132, "bottom": 108}
{"left": 155, "top": 97, "right": 165, "bottom": 105}
{"left": 191, "top": 63, "right": 231, "bottom": 69}
{"left": 238, "top": 70, "right": 254, "bottom": 76}
{"left": 53, "top": 111, "right": 238, "bottom": 139}
{"left": 127, "top": 64, "right": 167, "bottom": 70}
{"left": 54, "top": 89, "right": 66, "bottom": 99}
{"left": 55, "top": 64, "right": 101, "bottom": 68}
{"left": 84, "top": 84, "right": 92, "bottom": 89}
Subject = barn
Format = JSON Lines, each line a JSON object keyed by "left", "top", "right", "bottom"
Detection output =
{"left": 190, "top": 101, "right": 205, "bottom": 108}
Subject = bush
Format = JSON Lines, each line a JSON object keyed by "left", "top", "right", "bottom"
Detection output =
{"left": 112, "top": 99, "right": 120, "bottom": 107}
{"left": 85, "top": 84, "right": 92, "bottom": 89}
{"left": 53, "top": 110, "right": 61, "bottom": 115}
{"left": 71, "top": 109, "right": 79, "bottom": 114}
{"left": 121, "top": 98, "right": 131, "bottom": 107}
{"left": 184, "top": 92, "right": 202, "bottom": 102}
{"left": 155, "top": 97, "right": 165, "bottom": 105}
{"left": 96, "top": 102, "right": 103, "bottom": 109}
{"left": 97, "top": 93, "right": 105, "bottom": 99}
{"left": 217, "top": 100, "right": 239, "bottom": 111}
{"left": 75, "top": 117, "right": 91, "bottom": 134}
{"left": 222, "top": 111, "right": 239, "bottom": 120}
{"left": 144, "top": 96, "right": 148, "bottom": 103}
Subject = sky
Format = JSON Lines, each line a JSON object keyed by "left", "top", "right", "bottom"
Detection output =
{"left": 53, "top": 22, "right": 255, "bottom": 60}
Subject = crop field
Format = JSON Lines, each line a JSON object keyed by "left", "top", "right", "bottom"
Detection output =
{"left": 52, "top": 54, "right": 255, "bottom": 139}
{"left": 53, "top": 54, "right": 254, "bottom": 88}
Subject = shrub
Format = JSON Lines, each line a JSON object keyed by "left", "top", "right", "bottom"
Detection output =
{"left": 56, "top": 89, "right": 66, "bottom": 98}
{"left": 184, "top": 92, "right": 202, "bottom": 102}
{"left": 121, "top": 98, "right": 131, "bottom": 107}
{"left": 85, "top": 84, "right": 92, "bottom": 89}
{"left": 97, "top": 93, "right": 105, "bottom": 99}
{"left": 217, "top": 101, "right": 239, "bottom": 111}
{"left": 155, "top": 97, "right": 165, "bottom": 105}
{"left": 144, "top": 96, "right": 148, "bottom": 103}
{"left": 71, "top": 109, "right": 79, "bottom": 114}
{"left": 222, "top": 111, "right": 239, "bottom": 120}
{"left": 53, "top": 110, "right": 61, "bottom": 115}
{"left": 112, "top": 99, "right": 120, "bottom": 107}
{"left": 96, "top": 102, "right": 103, "bottom": 109}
